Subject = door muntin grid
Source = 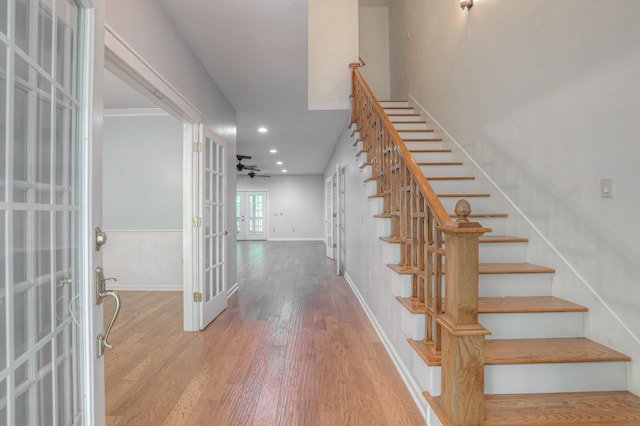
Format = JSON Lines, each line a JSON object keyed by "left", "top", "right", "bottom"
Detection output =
{"left": 1, "top": 0, "right": 84, "bottom": 424}
{"left": 203, "top": 136, "right": 225, "bottom": 302}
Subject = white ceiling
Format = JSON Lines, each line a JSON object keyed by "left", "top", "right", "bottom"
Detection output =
{"left": 154, "top": 0, "right": 352, "bottom": 175}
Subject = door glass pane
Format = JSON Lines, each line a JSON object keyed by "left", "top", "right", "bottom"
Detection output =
{"left": 0, "top": 43, "right": 6, "bottom": 202}
{"left": 37, "top": 1, "right": 53, "bottom": 74}
{"left": 15, "top": 0, "right": 30, "bottom": 53}
{"left": 0, "top": 0, "right": 7, "bottom": 35}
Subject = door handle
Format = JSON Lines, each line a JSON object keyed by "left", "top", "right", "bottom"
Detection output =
{"left": 95, "top": 267, "right": 122, "bottom": 358}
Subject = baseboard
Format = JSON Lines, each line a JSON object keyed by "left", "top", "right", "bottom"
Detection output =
{"left": 343, "top": 272, "right": 429, "bottom": 423}
{"left": 266, "top": 237, "right": 324, "bottom": 242}
{"left": 228, "top": 282, "right": 239, "bottom": 297}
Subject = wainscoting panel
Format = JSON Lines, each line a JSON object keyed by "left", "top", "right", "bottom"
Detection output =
{"left": 102, "top": 230, "right": 183, "bottom": 291}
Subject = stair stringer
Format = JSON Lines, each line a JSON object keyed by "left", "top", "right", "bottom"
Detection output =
{"left": 407, "top": 96, "right": 640, "bottom": 394}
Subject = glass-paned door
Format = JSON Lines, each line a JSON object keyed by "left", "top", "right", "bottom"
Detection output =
{"left": 236, "top": 191, "right": 266, "bottom": 241}
{"left": 198, "top": 126, "right": 227, "bottom": 328}
{"left": 324, "top": 176, "right": 334, "bottom": 259}
{"left": 1, "top": 0, "right": 88, "bottom": 424}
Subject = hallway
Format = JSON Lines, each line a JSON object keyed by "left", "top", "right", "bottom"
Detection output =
{"left": 105, "top": 241, "right": 424, "bottom": 425}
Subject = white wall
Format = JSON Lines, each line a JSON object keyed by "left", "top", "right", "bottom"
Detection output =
{"left": 236, "top": 175, "right": 325, "bottom": 240}
{"left": 359, "top": 7, "right": 390, "bottom": 99}
{"left": 308, "top": 0, "right": 359, "bottom": 109}
{"left": 386, "top": 0, "right": 640, "bottom": 392}
{"left": 103, "top": 114, "right": 183, "bottom": 229}
{"left": 105, "top": 0, "right": 239, "bottom": 287}
{"left": 102, "top": 114, "right": 183, "bottom": 290}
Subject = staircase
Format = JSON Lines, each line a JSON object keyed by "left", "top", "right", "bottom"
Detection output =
{"left": 350, "top": 94, "right": 640, "bottom": 424}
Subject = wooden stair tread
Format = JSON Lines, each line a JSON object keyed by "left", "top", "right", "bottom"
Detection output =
{"left": 483, "top": 391, "right": 640, "bottom": 425}
{"left": 401, "top": 137, "right": 443, "bottom": 142}
{"left": 381, "top": 235, "right": 527, "bottom": 244}
{"left": 485, "top": 338, "right": 631, "bottom": 365}
{"left": 479, "top": 296, "right": 587, "bottom": 313}
{"left": 389, "top": 263, "right": 554, "bottom": 275}
{"left": 426, "top": 176, "right": 475, "bottom": 181}
{"left": 397, "top": 296, "right": 585, "bottom": 315}
{"left": 373, "top": 213, "right": 393, "bottom": 219}
{"left": 479, "top": 263, "right": 555, "bottom": 274}
{"left": 387, "top": 113, "right": 419, "bottom": 116}
{"left": 408, "top": 149, "right": 452, "bottom": 153}
{"left": 393, "top": 120, "right": 427, "bottom": 124}
{"left": 480, "top": 235, "right": 528, "bottom": 243}
{"left": 426, "top": 391, "right": 640, "bottom": 425}
{"left": 449, "top": 212, "right": 508, "bottom": 218}
{"left": 408, "top": 339, "right": 441, "bottom": 366}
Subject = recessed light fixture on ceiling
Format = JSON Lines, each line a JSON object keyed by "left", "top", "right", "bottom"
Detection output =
{"left": 258, "top": 127, "right": 268, "bottom": 133}
{"left": 269, "top": 149, "right": 277, "bottom": 154}
{"left": 276, "top": 161, "right": 283, "bottom": 165}
{"left": 282, "top": 169, "right": 287, "bottom": 173}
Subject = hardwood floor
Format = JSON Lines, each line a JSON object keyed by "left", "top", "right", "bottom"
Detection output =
{"left": 105, "top": 241, "right": 424, "bottom": 425}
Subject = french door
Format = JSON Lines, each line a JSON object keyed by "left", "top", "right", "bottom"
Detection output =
{"left": 1, "top": 0, "right": 100, "bottom": 424}
{"left": 194, "top": 125, "right": 227, "bottom": 329}
{"left": 236, "top": 191, "right": 266, "bottom": 241}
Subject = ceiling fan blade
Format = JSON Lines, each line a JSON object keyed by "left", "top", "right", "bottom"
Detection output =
{"left": 236, "top": 154, "right": 252, "bottom": 160}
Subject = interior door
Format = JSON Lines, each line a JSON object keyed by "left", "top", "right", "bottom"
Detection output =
{"left": 325, "top": 176, "right": 334, "bottom": 259}
{"left": 1, "top": 0, "right": 103, "bottom": 424}
{"left": 335, "top": 164, "right": 342, "bottom": 275}
{"left": 236, "top": 191, "right": 266, "bottom": 241}
{"left": 197, "top": 126, "right": 227, "bottom": 328}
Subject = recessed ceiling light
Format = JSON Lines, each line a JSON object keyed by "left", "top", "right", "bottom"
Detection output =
{"left": 258, "top": 127, "right": 268, "bottom": 133}
{"left": 276, "top": 161, "right": 283, "bottom": 165}
{"left": 269, "top": 149, "right": 277, "bottom": 154}
{"left": 282, "top": 169, "right": 287, "bottom": 173}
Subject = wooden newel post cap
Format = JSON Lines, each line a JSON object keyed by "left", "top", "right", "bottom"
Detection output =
{"left": 439, "top": 199, "right": 492, "bottom": 233}
{"left": 454, "top": 199, "right": 472, "bottom": 222}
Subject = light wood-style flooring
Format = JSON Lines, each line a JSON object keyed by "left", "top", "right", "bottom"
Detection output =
{"left": 105, "top": 241, "right": 424, "bottom": 425}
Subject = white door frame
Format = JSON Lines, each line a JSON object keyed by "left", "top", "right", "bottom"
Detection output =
{"left": 103, "top": 25, "right": 205, "bottom": 332}
{"left": 325, "top": 176, "right": 335, "bottom": 259}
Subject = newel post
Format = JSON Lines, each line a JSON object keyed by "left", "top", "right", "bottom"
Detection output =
{"left": 437, "top": 200, "right": 491, "bottom": 426}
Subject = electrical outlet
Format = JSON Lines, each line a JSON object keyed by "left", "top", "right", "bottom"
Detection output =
{"left": 601, "top": 177, "right": 614, "bottom": 198}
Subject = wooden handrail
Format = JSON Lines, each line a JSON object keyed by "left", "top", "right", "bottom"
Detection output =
{"left": 350, "top": 64, "right": 450, "bottom": 227}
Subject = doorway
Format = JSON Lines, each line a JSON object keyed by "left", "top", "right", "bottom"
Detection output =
{"left": 236, "top": 191, "right": 268, "bottom": 241}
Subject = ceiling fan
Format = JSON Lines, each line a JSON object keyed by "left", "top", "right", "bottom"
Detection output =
{"left": 245, "top": 171, "right": 271, "bottom": 179}
{"left": 236, "top": 154, "right": 260, "bottom": 172}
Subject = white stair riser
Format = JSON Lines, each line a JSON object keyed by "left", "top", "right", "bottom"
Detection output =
{"left": 389, "top": 273, "right": 412, "bottom": 298}
{"left": 381, "top": 240, "right": 400, "bottom": 264}
{"left": 480, "top": 312, "right": 584, "bottom": 340}
{"left": 398, "top": 130, "right": 436, "bottom": 139}
{"left": 479, "top": 242, "right": 528, "bottom": 263}
{"left": 369, "top": 196, "right": 384, "bottom": 217}
{"left": 440, "top": 196, "right": 493, "bottom": 212}
{"left": 380, "top": 101, "right": 410, "bottom": 108}
{"left": 353, "top": 140, "right": 363, "bottom": 152}
{"left": 465, "top": 216, "right": 507, "bottom": 235}
{"left": 479, "top": 273, "right": 553, "bottom": 297}
{"left": 374, "top": 218, "right": 390, "bottom": 240}
{"left": 383, "top": 108, "right": 414, "bottom": 115}
{"left": 393, "top": 122, "right": 430, "bottom": 131}
{"left": 418, "top": 163, "right": 468, "bottom": 177}
{"left": 389, "top": 115, "right": 423, "bottom": 122}
{"left": 485, "top": 362, "right": 627, "bottom": 394}
{"left": 401, "top": 308, "right": 425, "bottom": 340}
{"left": 412, "top": 352, "right": 441, "bottom": 395}
{"left": 427, "top": 179, "right": 480, "bottom": 193}
{"left": 404, "top": 140, "right": 446, "bottom": 150}
{"left": 410, "top": 151, "right": 455, "bottom": 162}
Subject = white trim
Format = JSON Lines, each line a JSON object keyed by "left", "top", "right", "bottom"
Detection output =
{"left": 343, "top": 272, "right": 429, "bottom": 423}
{"left": 228, "top": 282, "right": 239, "bottom": 297}
{"left": 104, "top": 25, "right": 202, "bottom": 123}
{"left": 409, "top": 94, "right": 640, "bottom": 347}
{"left": 103, "top": 107, "right": 169, "bottom": 117}
{"left": 266, "top": 237, "right": 325, "bottom": 242}
{"left": 182, "top": 123, "right": 198, "bottom": 331}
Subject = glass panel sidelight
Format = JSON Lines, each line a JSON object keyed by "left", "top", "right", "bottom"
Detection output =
{"left": 1, "top": 0, "right": 85, "bottom": 424}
